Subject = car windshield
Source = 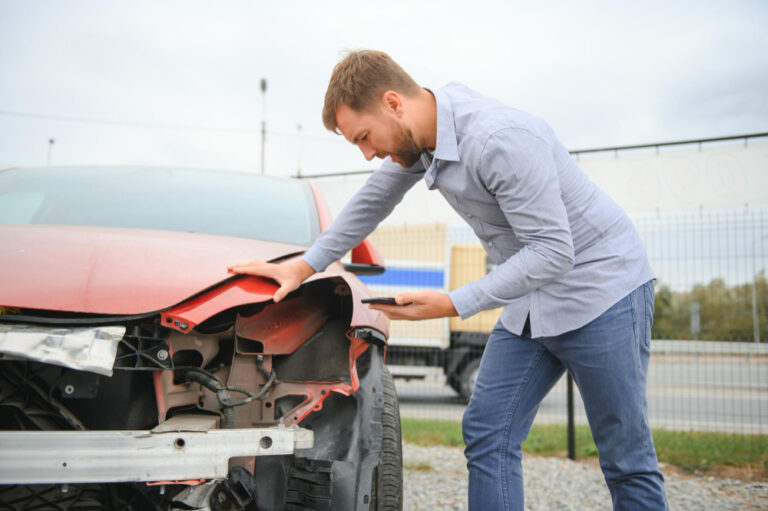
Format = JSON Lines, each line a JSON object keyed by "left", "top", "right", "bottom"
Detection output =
{"left": 0, "top": 166, "right": 320, "bottom": 246}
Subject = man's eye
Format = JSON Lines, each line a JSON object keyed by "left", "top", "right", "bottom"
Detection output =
{"left": 361, "top": 134, "right": 368, "bottom": 141}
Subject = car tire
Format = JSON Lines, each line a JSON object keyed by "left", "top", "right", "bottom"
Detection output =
{"left": 459, "top": 358, "right": 481, "bottom": 404}
{"left": 369, "top": 366, "right": 403, "bottom": 510}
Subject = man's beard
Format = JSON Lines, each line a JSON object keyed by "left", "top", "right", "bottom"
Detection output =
{"left": 389, "top": 122, "right": 422, "bottom": 168}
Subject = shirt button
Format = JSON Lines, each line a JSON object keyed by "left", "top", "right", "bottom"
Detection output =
{"left": 488, "top": 241, "right": 494, "bottom": 247}
{"left": 467, "top": 213, "right": 473, "bottom": 218}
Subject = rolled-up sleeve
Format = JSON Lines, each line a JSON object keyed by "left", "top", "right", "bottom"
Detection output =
{"left": 448, "top": 129, "right": 575, "bottom": 318}
{"left": 303, "top": 159, "right": 424, "bottom": 272}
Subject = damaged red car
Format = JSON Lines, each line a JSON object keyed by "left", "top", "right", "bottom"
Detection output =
{"left": 0, "top": 166, "right": 403, "bottom": 510}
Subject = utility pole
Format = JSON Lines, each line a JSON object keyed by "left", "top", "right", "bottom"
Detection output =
{"left": 751, "top": 213, "right": 761, "bottom": 343}
{"left": 46, "top": 138, "right": 55, "bottom": 166}
{"left": 297, "top": 123, "right": 302, "bottom": 178}
{"left": 260, "top": 78, "right": 267, "bottom": 175}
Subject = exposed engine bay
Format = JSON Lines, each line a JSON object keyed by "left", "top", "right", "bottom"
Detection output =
{"left": 0, "top": 278, "right": 392, "bottom": 510}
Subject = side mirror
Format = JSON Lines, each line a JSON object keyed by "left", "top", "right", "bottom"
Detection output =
{"left": 344, "top": 238, "right": 386, "bottom": 276}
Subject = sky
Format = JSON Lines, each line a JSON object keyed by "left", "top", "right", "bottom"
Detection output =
{"left": 1, "top": 0, "right": 767, "bottom": 177}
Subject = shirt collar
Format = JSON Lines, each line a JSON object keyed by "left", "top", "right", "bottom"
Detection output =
{"left": 432, "top": 86, "right": 460, "bottom": 162}
{"left": 423, "top": 85, "right": 460, "bottom": 189}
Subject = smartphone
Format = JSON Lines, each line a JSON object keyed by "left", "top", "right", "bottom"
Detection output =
{"left": 361, "top": 296, "right": 398, "bottom": 305}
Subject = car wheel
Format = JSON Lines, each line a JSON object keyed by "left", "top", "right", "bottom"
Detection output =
{"left": 459, "top": 358, "right": 481, "bottom": 404}
{"left": 369, "top": 366, "right": 403, "bottom": 510}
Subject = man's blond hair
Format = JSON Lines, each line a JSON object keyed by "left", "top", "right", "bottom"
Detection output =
{"left": 322, "top": 50, "right": 421, "bottom": 133}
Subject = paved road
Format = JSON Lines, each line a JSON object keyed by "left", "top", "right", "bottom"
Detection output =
{"left": 394, "top": 355, "right": 768, "bottom": 433}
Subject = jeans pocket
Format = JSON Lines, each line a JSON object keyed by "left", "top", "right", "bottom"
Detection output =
{"left": 643, "top": 281, "right": 655, "bottom": 349}
{"left": 644, "top": 280, "right": 655, "bottom": 328}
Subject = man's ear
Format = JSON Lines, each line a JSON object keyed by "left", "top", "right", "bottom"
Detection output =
{"left": 381, "top": 91, "right": 404, "bottom": 117}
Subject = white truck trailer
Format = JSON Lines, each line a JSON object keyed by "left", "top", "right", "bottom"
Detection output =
{"left": 359, "top": 224, "right": 502, "bottom": 402}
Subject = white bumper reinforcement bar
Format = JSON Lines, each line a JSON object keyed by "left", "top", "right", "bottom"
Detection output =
{"left": 0, "top": 426, "right": 314, "bottom": 484}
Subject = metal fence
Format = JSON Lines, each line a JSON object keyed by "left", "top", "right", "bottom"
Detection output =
{"left": 360, "top": 206, "right": 768, "bottom": 465}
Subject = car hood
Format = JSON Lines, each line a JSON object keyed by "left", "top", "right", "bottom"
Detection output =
{"left": 0, "top": 224, "right": 307, "bottom": 315}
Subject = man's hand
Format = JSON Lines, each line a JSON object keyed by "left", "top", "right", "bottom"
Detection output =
{"left": 367, "top": 290, "right": 458, "bottom": 320}
{"left": 227, "top": 259, "right": 315, "bottom": 303}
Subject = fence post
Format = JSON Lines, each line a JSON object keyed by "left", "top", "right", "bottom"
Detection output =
{"left": 567, "top": 372, "right": 575, "bottom": 460}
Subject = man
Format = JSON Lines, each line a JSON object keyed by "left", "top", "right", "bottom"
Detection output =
{"left": 229, "top": 50, "right": 668, "bottom": 510}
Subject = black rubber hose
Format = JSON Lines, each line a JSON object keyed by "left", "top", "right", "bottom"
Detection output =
{"left": 179, "top": 368, "right": 235, "bottom": 429}
{"left": 176, "top": 364, "right": 276, "bottom": 426}
{"left": 226, "top": 370, "right": 277, "bottom": 407}
{"left": 221, "top": 405, "right": 235, "bottom": 429}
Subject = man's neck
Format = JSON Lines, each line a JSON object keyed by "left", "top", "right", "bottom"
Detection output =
{"left": 412, "top": 88, "right": 437, "bottom": 152}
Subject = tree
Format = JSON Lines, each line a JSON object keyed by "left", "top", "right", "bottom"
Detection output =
{"left": 652, "top": 272, "right": 767, "bottom": 342}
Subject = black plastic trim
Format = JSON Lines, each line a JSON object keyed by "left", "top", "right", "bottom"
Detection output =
{"left": 0, "top": 312, "right": 157, "bottom": 327}
{"left": 343, "top": 263, "right": 386, "bottom": 276}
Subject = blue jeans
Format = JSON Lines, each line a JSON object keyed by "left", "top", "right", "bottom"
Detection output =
{"left": 462, "top": 281, "right": 668, "bottom": 510}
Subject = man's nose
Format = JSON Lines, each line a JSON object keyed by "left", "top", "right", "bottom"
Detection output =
{"left": 360, "top": 145, "right": 376, "bottom": 161}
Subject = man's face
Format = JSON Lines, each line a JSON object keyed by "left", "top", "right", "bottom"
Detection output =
{"left": 336, "top": 103, "right": 422, "bottom": 168}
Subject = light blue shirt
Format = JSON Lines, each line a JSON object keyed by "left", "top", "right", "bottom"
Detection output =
{"left": 303, "top": 82, "right": 654, "bottom": 337}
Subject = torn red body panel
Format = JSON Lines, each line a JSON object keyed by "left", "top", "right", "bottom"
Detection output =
{"left": 162, "top": 259, "right": 387, "bottom": 337}
{"left": 235, "top": 293, "right": 330, "bottom": 355}
{"left": 160, "top": 277, "right": 278, "bottom": 333}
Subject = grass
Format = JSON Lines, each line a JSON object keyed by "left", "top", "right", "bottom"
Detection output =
{"left": 401, "top": 418, "right": 768, "bottom": 474}
{"left": 401, "top": 417, "right": 465, "bottom": 447}
{"left": 651, "top": 429, "right": 768, "bottom": 473}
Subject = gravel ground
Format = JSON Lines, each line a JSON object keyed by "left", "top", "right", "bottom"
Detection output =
{"left": 403, "top": 443, "right": 768, "bottom": 510}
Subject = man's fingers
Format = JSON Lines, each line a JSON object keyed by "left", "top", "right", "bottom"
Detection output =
{"left": 230, "top": 264, "right": 263, "bottom": 271}
{"left": 227, "top": 260, "right": 312, "bottom": 303}
{"left": 273, "top": 286, "right": 288, "bottom": 303}
{"left": 370, "top": 291, "right": 454, "bottom": 320}
{"left": 227, "top": 260, "right": 271, "bottom": 275}
{"left": 272, "top": 275, "right": 302, "bottom": 303}
{"left": 228, "top": 267, "right": 261, "bottom": 275}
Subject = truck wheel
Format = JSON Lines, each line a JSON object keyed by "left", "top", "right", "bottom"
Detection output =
{"left": 369, "top": 366, "right": 403, "bottom": 510}
{"left": 447, "top": 375, "right": 462, "bottom": 395}
{"left": 459, "top": 358, "right": 481, "bottom": 404}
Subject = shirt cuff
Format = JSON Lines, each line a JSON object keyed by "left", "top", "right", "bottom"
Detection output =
{"left": 302, "top": 245, "right": 336, "bottom": 273}
{"left": 448, "top": 283, "right": 484, "bottom": 320}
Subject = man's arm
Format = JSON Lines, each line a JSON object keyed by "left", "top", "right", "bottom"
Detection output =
{"left": 302, "top": 159, "right": 424, "bottom": 272}
{"left": 229, "top": 159, "right": 424, "bottom": 300}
